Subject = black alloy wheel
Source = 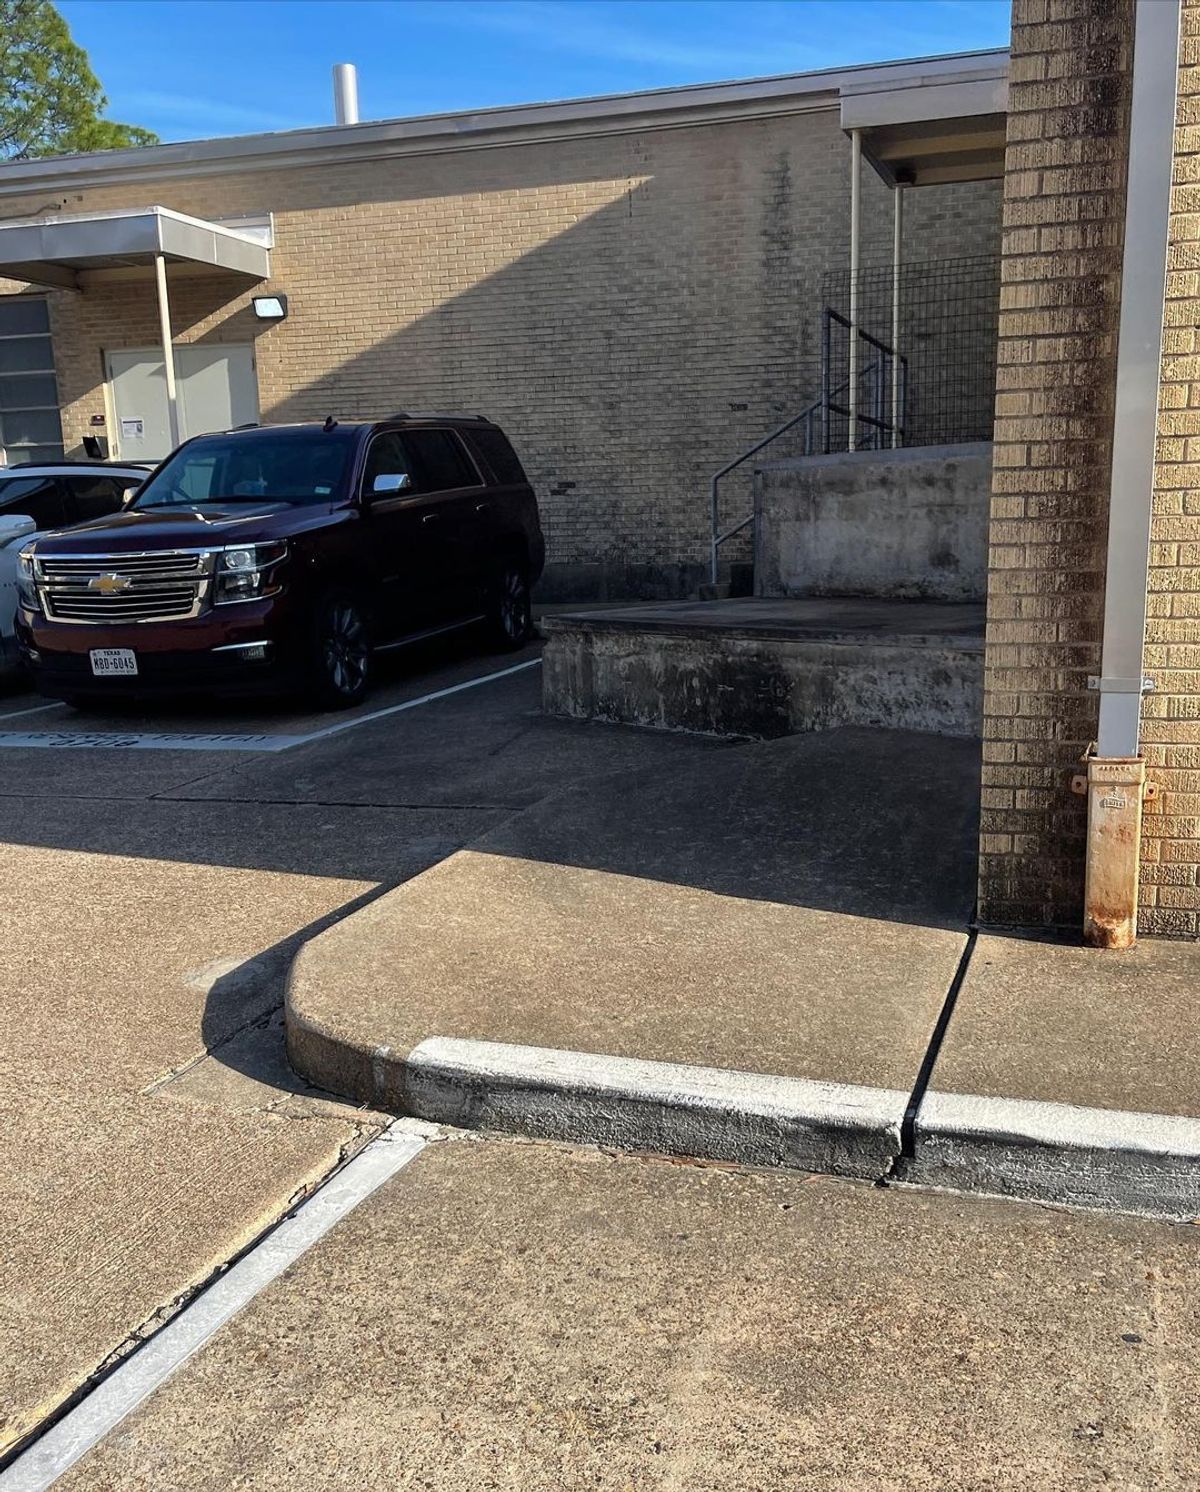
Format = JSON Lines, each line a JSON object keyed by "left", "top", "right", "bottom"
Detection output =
{"left": 311, "top": 591, "right": 372, "bottom": 707}
{"left": 489, "top": 561, "right": 533, "bottom": 650}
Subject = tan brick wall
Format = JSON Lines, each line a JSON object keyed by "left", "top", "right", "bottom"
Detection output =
{"left": 2, "top": 108, "right": 999, "bottom": 596}
{"left": 1141, "top": 0, "right": 1200, "bottom": 935}
{"left": 977, "top": 0, "right": 1134, "bottom": 927}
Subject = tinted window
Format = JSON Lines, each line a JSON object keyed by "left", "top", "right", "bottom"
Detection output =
{"left": 64, "top": 474, "right": 123, "bottom": 522}
{"left": 403, "top": 429, "right": 479, "bottom": 493}
{"left": 469, "top": 427, "right": 527, "bottom": 486}
{"left": 0, "top": 476, "right": 66, "bottom": 529}
{"left": 134, "top": 430, "right": 354, "bottom": 508}
{"left": 362, "top": 433, "right": 412, "bottom": 494}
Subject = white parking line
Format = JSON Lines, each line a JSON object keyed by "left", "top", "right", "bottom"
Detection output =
{"left": 0, "top": 701, "right": 68, "bottom": 722}
{"left": 0, "top": 1122, "right": 431, "bottom": 1491}
{"left": 0, "top": 657, "right": 543, "bottom": 753}
{"left": 288, "top": 655, "right": 543, "bottom": 746}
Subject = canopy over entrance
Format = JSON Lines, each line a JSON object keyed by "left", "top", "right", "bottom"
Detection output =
{"left": 833, "top": 55, "right": 1006, "bottom": 450}
{"left": 0, "top": 206, "right": 272, "bottom": 450}
{"left": 840, "top": 56, "right": 1008, "bottom": 186}
{"left": 0, "top": 205, "right": 271, "bottom": 291}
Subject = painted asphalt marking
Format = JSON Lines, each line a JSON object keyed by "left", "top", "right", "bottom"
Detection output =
{"left": 0, "top": 731, "right": 305, "bottom": 752}
{"left": 288, "top": 656, "right": 543, "bottom": 745}
{"left": 0, "top": 701, "right": 69, "bottom": 722}
{"left": 0, "top": 657, "right": 542, "bottom": 753}
{"left": 0, "top": 1121, "right": 431, "bottom": 1491}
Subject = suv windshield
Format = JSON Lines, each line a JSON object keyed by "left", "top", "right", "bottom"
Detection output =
{"left": 133, "top": 430, "right": 354, "bottom": 509}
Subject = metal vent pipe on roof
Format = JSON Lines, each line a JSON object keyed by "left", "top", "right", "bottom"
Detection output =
{"left": 333, "top": 64, "right": 359, "bottom": 126}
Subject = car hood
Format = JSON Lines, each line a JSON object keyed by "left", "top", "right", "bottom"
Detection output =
{"left": 30, "top": 503, "right": 342, "bottom": 554}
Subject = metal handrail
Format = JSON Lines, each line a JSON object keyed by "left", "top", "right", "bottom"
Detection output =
{"left": 707, "top": 313, "right": 908, "bottom": 586}
{"left": 708, "top": 406, "right": 819, "bottom": 584}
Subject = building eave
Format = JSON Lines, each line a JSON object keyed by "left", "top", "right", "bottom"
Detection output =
{"left": 0, "top": 48, "right": 1008, "bottom": 197}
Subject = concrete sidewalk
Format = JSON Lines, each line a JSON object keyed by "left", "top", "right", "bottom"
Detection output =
{"left": 288, "top": 729, "right": 981, "bottom": 1179}
{"left": 286, "top": 721, "right": 1200, "bottom": 1221}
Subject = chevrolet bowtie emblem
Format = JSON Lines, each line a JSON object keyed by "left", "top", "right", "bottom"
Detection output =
{"left": 87, "top": 573, "right": 133, "bottom": 594}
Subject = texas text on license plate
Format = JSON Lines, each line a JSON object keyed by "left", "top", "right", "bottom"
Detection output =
{"left": 89, "top": 648, "right": 138, "bottom": 677}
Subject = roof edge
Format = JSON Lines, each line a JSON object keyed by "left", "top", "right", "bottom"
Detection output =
{"left": 0, "top": 47, "right": 1009, "bottom": 197}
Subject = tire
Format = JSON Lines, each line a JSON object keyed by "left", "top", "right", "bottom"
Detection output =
{"left": 486, "top": 559, "right": 533, "bottom": 651}
{"left": 307, "top": 589, "right": 372, "bottom": 709}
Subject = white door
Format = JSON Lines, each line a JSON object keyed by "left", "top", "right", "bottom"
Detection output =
{"left": 106, "top": 345, "right": 259, "bottom": 462}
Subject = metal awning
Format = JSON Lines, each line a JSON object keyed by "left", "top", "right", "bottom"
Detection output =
{"left": 840, "top": 63, "right": 1008, "bottom": 186}
{"left": 0, "top": 205, "right": 271, "bottom": 291}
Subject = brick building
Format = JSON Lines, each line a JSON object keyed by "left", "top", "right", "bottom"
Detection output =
{"left": 0, "top": 5, "right": 1194, "bottom": 945}
{"left": 0, "top": 53, "right": 1003, "bottom": 598}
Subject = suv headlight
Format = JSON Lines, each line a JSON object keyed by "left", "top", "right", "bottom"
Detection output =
{"left": 214, "top": 542, "right": 288, "bottom": 605}
{"left": 16, "top": 545, "right": 39, "bottom": 612}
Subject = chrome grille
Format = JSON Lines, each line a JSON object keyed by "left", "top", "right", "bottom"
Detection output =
{"left": 39, "top": 551, "right": 205, "bottom": 582}
{"left": 35, "top": 549, "right": 212, "bottom": 625}
{"left": 46, "top": 586, "right": 200, "bottom": 623}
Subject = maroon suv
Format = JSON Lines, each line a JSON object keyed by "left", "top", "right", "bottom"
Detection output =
{"left": 16, "top": 414, "right": 545, "bottom": 708}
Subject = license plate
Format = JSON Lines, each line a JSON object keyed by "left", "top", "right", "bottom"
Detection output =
{"left": 89, "top": 648, "right": 138, "bottom": 678}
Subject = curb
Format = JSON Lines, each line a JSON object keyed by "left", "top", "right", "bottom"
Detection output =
{"left": 908, "top": 1090, "right": 1200, "bottom": 1222}
{"left": 285, "top": 998, "right": 906, "bottom": 1180}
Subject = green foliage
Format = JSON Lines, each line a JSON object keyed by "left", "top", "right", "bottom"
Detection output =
{"left": 0, "top": 0, "right": 158, "bottom": 159}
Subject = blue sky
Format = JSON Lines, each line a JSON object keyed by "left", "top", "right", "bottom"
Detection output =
{"left": 59, "top": 0, "right": 1010, "bottom": 144}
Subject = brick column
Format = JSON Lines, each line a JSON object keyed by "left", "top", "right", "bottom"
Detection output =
{"left": 977, "top": 0, "right": 1135, "bottom": 927}
{"left": 1141, "top": 0, "right": 1200, "bottom": 935}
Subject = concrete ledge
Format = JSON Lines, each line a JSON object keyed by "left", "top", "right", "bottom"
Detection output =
{"left": 543, "top": 599, "right": 984, "bottom": 738}
{"left": 290, "top": 1030, "right": 906, "bottom": 1179}
{"left": 756, "top": 442, "right": 992, "bottom": 603}
{"left": 909, "top": 1091, "right": 1200, "bottom": 1222}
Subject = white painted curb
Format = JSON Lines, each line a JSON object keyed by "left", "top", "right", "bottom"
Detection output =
{"left": 403, "top": 1037, "right": 907, "bottom": 1179}
{"left": 909, "top": 1090, "right": 1200, "bottom": 1221}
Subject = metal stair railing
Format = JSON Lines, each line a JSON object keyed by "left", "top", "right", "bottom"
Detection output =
{"left": 707, "top": 314, "right": 907, "bottom": 587}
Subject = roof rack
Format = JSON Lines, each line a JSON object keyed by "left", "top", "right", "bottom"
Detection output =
{"left": 389, "top": 411, "right": 491, "bottom": 423}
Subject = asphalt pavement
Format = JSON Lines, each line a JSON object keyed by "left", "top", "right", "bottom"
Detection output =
{"left": 5, "top": 633, "right": 1199, "bottom": 1489}
{"left": 50, "top": 1130, "right": 1200, "bottom": 1492}
{"left": 0, "top": 635, "right": 725, "bottom": 1461}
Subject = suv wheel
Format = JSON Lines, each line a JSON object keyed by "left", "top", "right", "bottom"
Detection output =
{"left": 488, "top": 560, "right": 533, "bottom": 650}
{"left": 309, "top": 590, "right": 372, "bottom": 708}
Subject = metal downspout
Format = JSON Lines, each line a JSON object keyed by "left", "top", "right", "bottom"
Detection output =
{"left": 1084, "top": 0, "right": 1181, "bottom": 948}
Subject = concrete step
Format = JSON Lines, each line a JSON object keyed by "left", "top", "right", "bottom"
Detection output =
{"left": 541, "top": 596, "right": 985, "bottom": 738}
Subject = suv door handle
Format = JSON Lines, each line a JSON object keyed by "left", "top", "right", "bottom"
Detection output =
{"left": 421, "top": 512, "right": 439, "bottom": 524}
{"left": 475, "top": 501, "right": 491, "bottom": 513}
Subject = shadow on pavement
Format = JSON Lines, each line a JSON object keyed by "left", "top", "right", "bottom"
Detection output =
{"left": 472, "top": 727, "right": 983, "bottom": 931}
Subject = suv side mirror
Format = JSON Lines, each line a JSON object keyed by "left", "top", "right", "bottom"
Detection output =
{"left": 370, "top": 472, "right": 411, "bottom": 496}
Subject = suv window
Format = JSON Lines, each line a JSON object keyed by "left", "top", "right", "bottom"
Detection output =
{"left": 469, "top": 427, "right": 527, "bottom": 486}
{"left": 0, "top": 475, "right": 66, "bottom": 529}
{"left": 135, "top": 431, "right": 355, "bottom": 509}
{"left": 362, "top": 433, "right": 412, "bottom": 494}
{"left": 63, "top": 474, "right": 124, "bottom": 522}
{"left": 403, "top": 429, "right": 479, "bottom": 493}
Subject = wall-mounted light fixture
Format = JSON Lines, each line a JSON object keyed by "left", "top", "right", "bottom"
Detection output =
{"left": 252, "top": 294, "right": 288, "bottom": 322}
